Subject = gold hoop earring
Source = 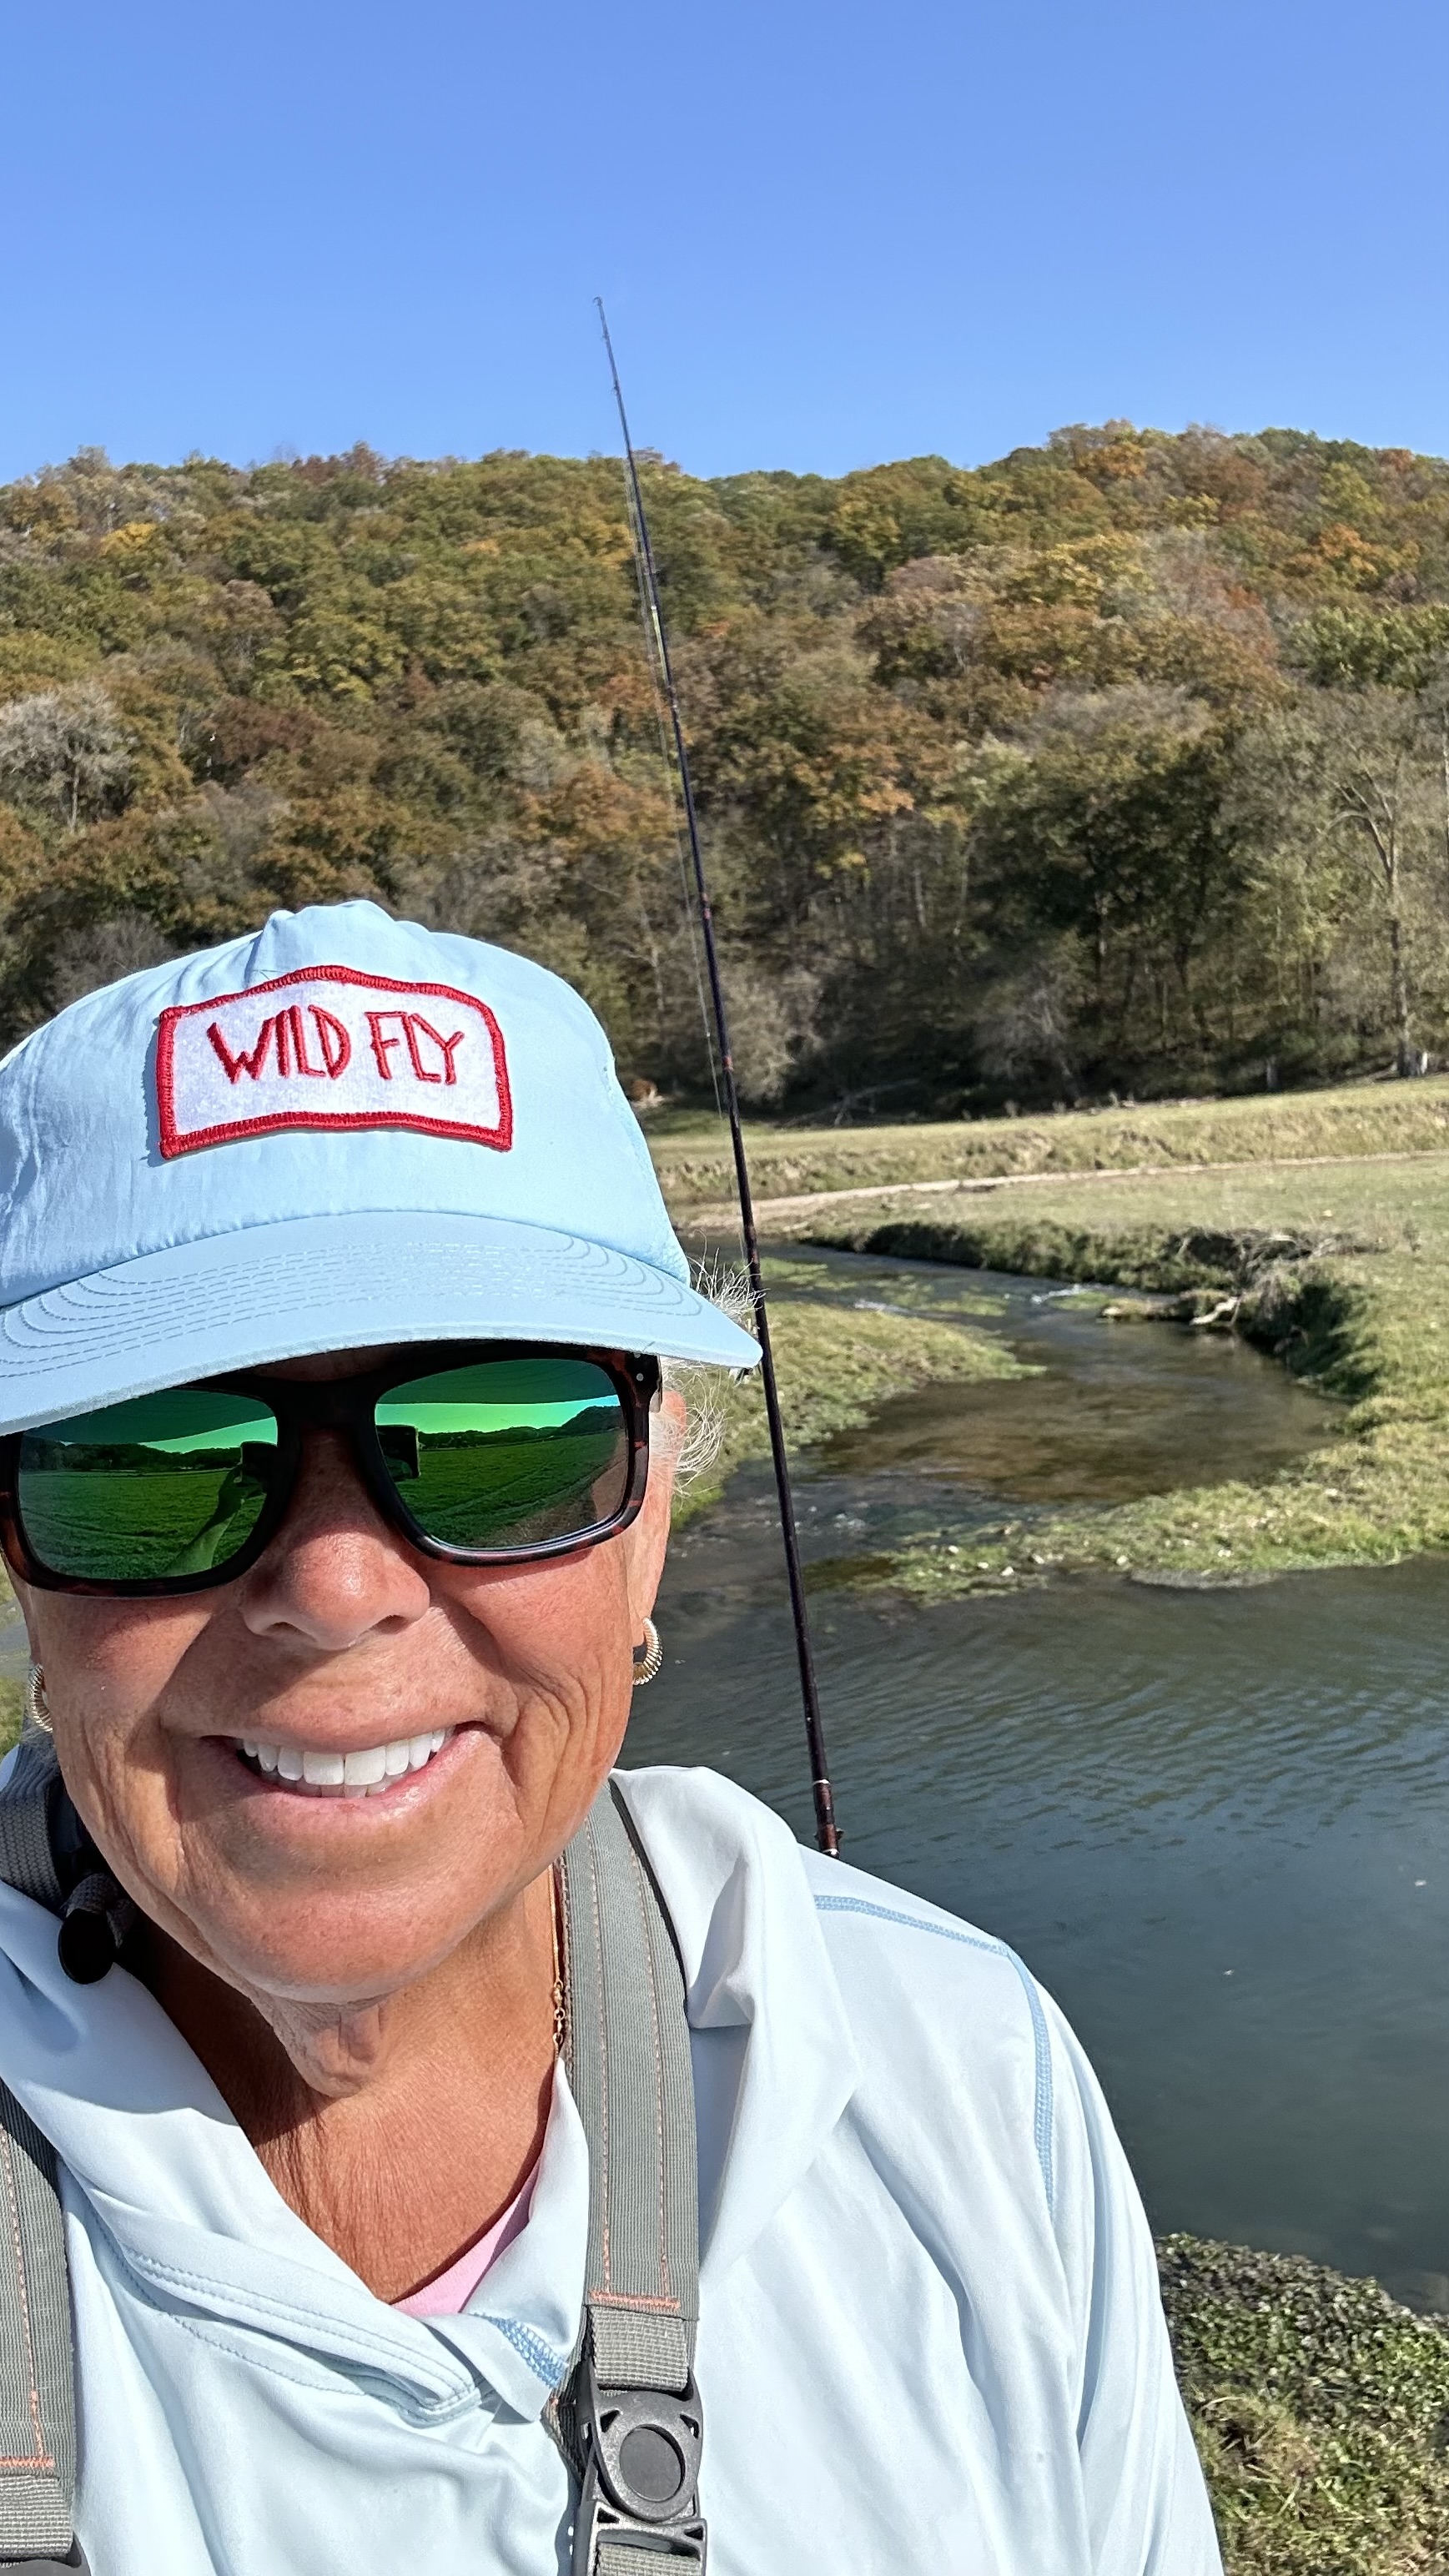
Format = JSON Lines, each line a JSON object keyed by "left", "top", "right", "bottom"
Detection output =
{"left": 25, "top": 1663, "right": 51, "bottom": 1737}
{"left": 631, "top": 1618, "right": 663, "bottom": 1688}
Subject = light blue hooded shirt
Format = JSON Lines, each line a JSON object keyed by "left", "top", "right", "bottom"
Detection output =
{"left": 0, "top": 1765, "right": 1220, "bottom": 2574}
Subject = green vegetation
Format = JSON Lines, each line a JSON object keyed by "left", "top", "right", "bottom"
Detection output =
{"left": 8, "top": 432, "right": 1449, "bottom": 1104}
{"left": 799, "top": 1144, "right": 1449, "bottom": 1588}
{"left": 17, "top": 1462, "right": 271, "bottom": 1581}
{"left": 1160, "top": 2236, "right": 1449, "bottom": 2575}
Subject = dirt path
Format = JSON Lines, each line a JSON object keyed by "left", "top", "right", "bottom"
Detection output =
{"left": 676, "top": 1145, "right": 1449, "bottom": 1230}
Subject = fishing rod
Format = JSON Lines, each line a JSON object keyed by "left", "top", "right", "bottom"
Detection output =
{"left": 596, "top": 299, "right": 840, "bottom": 1859}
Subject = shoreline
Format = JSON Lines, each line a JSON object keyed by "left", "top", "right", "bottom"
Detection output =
{"left": 668, "top": 1250, "right": 1032, "bottom": 1526}
{"left": 1159, "top": 2233, "right": 1449, "bottom": 2572}
{"left": 800, "top": 1206, "right": 1390, "bottom": 1593}
{"left": 653, "top": 1089, "right": 1449, "bottom": 1596}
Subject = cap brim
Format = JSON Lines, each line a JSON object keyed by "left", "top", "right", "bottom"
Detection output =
{"left": 0, "top": 1211, "right": 761, "bottom": 1434}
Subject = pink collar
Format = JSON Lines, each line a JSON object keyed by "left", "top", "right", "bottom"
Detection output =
{"left": 392, "top": 2156, "right": 539, "bottom": 2319}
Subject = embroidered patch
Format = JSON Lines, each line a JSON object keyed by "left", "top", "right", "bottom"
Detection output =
{"left": 155, "top": 965, "right": 513, "bottom": 1160}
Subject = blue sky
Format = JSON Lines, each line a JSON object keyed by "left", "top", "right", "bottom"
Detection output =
{"left": 3, "top": 0, "right": 1446, "bottom": 484}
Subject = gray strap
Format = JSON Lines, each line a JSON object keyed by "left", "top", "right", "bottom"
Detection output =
{"left": 0, "top": 1741, "right": 83, "bottom": 2568}
{"left": 561, "top": 1783, "right": 699, "bottom": 2392}
{"left": 0, "top": 1746, "right": 63, "bottom": 1919}
{"left": 555, "top": 1783, "right": 706, "bottom": 2572}
{"left": 0, "top": 2086, "right": 76, "bottom": 2567}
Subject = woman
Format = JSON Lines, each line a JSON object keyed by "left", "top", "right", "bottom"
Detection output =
{"left": 0, "top": 901, "right": 1219, "bottom": 2574}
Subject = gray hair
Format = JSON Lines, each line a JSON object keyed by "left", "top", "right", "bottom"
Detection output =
{"left": 652, "top": 1262, "right": 754, "bottom": 1487}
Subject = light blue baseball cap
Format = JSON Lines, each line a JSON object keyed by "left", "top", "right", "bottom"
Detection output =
{"left": 0, "top": 900, "right": 758, "bottom": 1433}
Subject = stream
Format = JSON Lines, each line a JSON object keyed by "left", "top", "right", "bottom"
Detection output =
{"left": 633, "top": 1245, "right": 1449, "bottom": 2311}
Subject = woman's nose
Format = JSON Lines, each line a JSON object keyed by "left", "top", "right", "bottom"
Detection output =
{"left": 239, "top": 1431, "right": 432, "bottom": 1649}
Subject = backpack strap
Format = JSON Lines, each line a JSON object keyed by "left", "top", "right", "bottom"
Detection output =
{"left": 0, "top": 1738, "right": 85, "bottom": 2570}
{"left": 0, "top": 1741, "right": 66, "bottom": 1917}
{"left": 551, "top": 1782, "right": 707, "bottom": 2573}
{"left": 0, "top": 2085, "right": 81, "bottom": 2572}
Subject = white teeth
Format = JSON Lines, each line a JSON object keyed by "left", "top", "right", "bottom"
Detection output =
{"left": 234, "top": 1729, "right": 455, "bottom": 1795}
{"left": 342, "top": 1744, "right": 388, "bottom": 1789}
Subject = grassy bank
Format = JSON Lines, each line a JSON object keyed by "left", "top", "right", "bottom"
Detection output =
{"left": 650, "top": 1076, "right": 1449, "bottom": 1218}
{"left": 1160, "top": 2236, "right": 1449, "bottom": 2575}
{"left": 672, "top": 1256, "right": 1029, "bottom": 1521}
{"left": 766, "top": 1150, "right": 1449, "bottom": 1591}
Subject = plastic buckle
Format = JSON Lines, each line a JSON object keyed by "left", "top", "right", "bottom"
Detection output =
{"left": 571, "top": 2357, "right": 707, "bottom": 2574}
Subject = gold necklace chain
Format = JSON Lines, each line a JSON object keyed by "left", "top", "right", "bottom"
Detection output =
{"left": 549, "top": 1864, "right": 568, "bottom": 2058}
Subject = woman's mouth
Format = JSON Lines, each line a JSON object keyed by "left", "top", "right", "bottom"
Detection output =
{"left": 231, "top": 1730, "right": 454, "bottom": 1797}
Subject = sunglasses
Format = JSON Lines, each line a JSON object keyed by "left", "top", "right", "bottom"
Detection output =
{"left": 0, "top": 1343, "right": 662, "bottom": 1597}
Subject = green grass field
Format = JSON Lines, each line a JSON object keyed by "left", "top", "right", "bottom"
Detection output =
{"left": 649, "top": 1076, "right": 1449, "bottom": 1218}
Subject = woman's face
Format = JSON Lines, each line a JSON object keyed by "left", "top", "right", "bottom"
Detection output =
{"left": 13, "top": 1347, "right": 683, "bottom": 2014}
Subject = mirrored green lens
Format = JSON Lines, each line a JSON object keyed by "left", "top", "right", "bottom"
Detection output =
{"left": 376, "top": 1359, "right": 630, "bottom": 1551}
{"left": 17, "top": 1391, "right": 279, "bottom": 1582}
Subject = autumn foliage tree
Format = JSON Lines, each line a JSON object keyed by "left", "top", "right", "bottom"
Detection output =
{"left": 3, "top": 425, "right": 1449, "bottom": 1104}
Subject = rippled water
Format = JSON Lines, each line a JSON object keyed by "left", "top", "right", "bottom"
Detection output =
{"left": 634, "top": 1247, "right": 1449, "bottom": 2308}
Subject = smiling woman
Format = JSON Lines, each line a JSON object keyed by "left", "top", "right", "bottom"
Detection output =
{"left": 0, "top": 900, "right": 1220, "bottom": 2576}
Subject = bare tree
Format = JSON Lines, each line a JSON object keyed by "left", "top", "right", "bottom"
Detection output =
{"left": 1237, "top": 692, "right": 1443, "bottom": 1077}
{"left": 717, "top": 959, "right": 822, "bottom": 1107}
{"left": 1321, "top": 691, "right": 1436, "bottom": 1075}
{"left": 974, "top": 936, "right": 1085, "bottom": 1092}
{"left": 0, "top": 683, "right": 131, "bottom": 833}
{"left": 48, "top": 915, "right": 177, "bottom": 1012}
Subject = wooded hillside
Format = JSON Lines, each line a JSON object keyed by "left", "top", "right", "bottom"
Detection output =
{"left": 4, "top": 425, "right": 1449, "bottom": 1109}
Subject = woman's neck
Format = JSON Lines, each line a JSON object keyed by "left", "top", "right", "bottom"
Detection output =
{"left": 142, "top": 1869, "right": 559, "bottom": 2302}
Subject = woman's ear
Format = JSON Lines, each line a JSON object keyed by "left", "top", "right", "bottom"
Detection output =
{"left": 623, "top": 1387, "right": 687, "bottom": 1638}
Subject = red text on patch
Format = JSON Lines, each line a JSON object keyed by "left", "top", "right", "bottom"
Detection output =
{"left": 155, "top": 965, "right": 511, "bottom": 1158}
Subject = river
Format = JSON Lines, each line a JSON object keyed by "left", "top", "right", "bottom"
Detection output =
{"left": 633, "top": 1244, "right": 1449, "bottom": 2312}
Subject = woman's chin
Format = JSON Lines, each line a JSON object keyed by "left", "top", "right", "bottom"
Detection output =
{"left": 146, "top": 1745, "right": 532, "bottom": 2007}
{"left": 195, "top": 1889, "right": 494, "bottom": 2016}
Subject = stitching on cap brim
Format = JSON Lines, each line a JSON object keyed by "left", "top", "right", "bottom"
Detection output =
{"left": 0, "top": 1211, "right": 759, "bottom": 1431}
